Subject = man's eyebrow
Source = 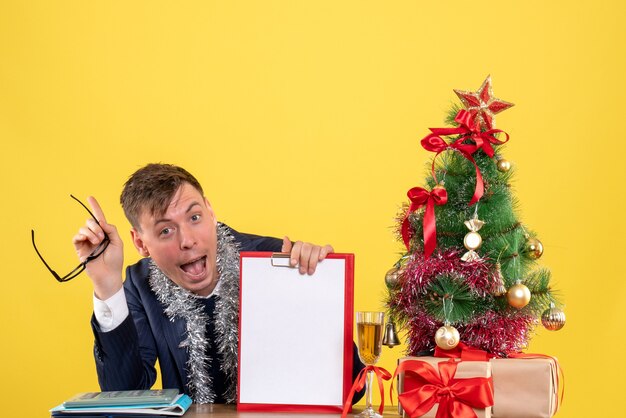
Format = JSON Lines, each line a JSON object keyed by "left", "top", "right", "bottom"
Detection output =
{"left": 153, "top": 202, "right": 202, "bottom": 225}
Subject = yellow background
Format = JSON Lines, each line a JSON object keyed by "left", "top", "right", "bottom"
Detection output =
{"left": 1, "top": 1, "right": 624, "bottom": 416}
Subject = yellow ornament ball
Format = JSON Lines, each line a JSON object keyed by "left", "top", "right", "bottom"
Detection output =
{"left": 434, "top": 325, "right": 460, "bottom": 350}
{"left": 496, "top": 159, "right": 511, "bottom": 172}
{"left": 524, "top": 237, "right": 544, "bottom": 259}
{"left": 541, "top": 304, "right": 566, "bottom": 331}
{"left": 507, "top": 281, "right": 531, "bottom": 309}
{"left": 385, "top": 267, "right": 401, "bottom": 289}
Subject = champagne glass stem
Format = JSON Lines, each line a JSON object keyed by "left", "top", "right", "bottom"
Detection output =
{"left": 365, "top": 369, "right": 374, "bottom": 411}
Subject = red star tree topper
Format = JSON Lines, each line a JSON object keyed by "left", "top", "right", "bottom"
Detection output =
{"left": 454, "top": 75, "right": 514, "bottom": 130}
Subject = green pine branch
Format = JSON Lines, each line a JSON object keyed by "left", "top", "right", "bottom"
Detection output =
{"left": 522, "top": 268, "right": 555, "bottom": 315}
{"left": 422, "top": 274, "right": 491, "bottom": 323}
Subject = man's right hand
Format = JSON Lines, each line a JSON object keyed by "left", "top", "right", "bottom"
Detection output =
{"left": 72, "top": 196, "right": 124, "bottom": 300}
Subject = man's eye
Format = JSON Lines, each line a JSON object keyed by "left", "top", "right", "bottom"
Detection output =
{"left": 191, "top": 214, "right": 201, "bottom": 222}
{"left": 160, "top": 228, "right": 172, "bottom": 236}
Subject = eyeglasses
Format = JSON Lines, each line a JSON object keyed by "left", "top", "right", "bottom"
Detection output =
{"left": 31, "top": 194, "right": 110, "bottom": 282}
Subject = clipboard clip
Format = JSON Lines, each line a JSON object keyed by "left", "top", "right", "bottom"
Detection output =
{"left": 271, "top": 253, "right": 294, "bottom": 268}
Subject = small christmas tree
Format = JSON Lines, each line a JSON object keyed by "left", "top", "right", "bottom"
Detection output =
{"left": 385, "top": 76, "right": 565, "bottom": 357}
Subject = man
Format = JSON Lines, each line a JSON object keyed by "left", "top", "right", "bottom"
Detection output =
{"left": 73, "top": 163, "right": 362, "bottom": 404}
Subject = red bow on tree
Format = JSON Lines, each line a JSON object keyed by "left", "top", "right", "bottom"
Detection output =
{"left": 401, "top": 185, "right": 448, "bottom": 258}
{"left": 420, "top": 133, "right": 484, "bottom": 205}
{"left": 420, "top": 109, "right": 510, "bottom": 207}
{"left": 428, "top": 109, "right": 510, "bottom": 158}
{"left": 391, "top": 359, "right": 494, "bottom": 418}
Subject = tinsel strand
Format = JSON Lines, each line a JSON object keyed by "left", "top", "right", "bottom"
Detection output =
{"left": 148, "top": 223, "right": 241, "bottom": 404}
{"left": 213, "top": 225, "right": 241, "bottom": 403}
{"left": 389, "top": 249, "right": 538, "bottom": 355}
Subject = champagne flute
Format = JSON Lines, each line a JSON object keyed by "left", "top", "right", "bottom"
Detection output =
{"left": 356, "top": 311, "right": 385, "bottom": 418}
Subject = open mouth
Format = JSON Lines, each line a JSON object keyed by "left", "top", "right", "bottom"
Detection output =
{"left": 180, "top": 256, "right": 207, "bottom": 278}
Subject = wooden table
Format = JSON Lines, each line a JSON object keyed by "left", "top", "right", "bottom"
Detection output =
{"left": 185, "top": 404, "right": 400, "bottom": 417}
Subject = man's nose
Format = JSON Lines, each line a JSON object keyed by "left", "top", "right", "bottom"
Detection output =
{"left": 179, "top": 225, "right": 197, "bottom": 249}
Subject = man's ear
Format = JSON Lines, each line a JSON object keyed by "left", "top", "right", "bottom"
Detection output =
{"left": 130, "top": 228, "right": 150, "bottom": 257}
{"left": 204, "top": 198, "right": 217, "bottom": 226}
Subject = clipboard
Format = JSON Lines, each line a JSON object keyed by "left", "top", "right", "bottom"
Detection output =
{"left": 237, "top": 252, "right": 354, "bottom": 412}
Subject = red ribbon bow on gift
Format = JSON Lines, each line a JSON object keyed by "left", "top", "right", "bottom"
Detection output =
{"left": 391, "top": 359, "right": 494, "bottom": 418}
{"left": 401, "top": 185, "right": 448, "bottom": 257}
{"left": 341, "top": 365, "right": 392, "bottom": 418}
{"left": 434, "top": 344, "right": 565, "bottom": 415}
{"left": 434, "top": 342, "right": 496, "bottom": 362}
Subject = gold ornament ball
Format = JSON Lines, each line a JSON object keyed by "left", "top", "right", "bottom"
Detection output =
{"left": 542, "top": 306, "right": 566, "bottom": 331}
{"left": 463, "top": 231, "right": 483, "bottom": 251}
{"left": 434, "top": 325, "right": 460, "bottom": 350}
{"left": 385, "top": 267, "right": 401, "bottom": 289}
{"left": 496, "top": 159, "right": 511, "bottom": 172}
{"left": 524, "top": 237, "right": 544, "bottom": 259}
{"left": 507, "top": 281, "right": 531, "bottom": 309}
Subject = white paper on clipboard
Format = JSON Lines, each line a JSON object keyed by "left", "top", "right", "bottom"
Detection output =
{"left": 238, "top": 252, "right": 354, "bottom": 410}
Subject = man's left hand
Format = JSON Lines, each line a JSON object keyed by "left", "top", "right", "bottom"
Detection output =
{"left": 281, "top": 237, "right": 334, "bottom": 275}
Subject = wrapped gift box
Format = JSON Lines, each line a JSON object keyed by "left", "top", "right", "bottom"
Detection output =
{"left": 397, "top": 357, "right": 493, "bottom": 418}
{"left": 490, "top": 357, "right": 559, "bottom": 418}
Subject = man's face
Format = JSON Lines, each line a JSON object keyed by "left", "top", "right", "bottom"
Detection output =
{"left": 130, "top": 183, "right": 219, "bottom": 296}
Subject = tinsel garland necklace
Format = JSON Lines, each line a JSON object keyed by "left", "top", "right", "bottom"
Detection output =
{"left": 148, "top": 223, "right": 241, "bottom": 404}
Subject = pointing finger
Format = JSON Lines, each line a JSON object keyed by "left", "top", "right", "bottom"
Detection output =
{"left": 87, "top": 196, "right": 108, "bottom": 225}
{"left": 85, "top": 196, "right": 122, "bottom": 245}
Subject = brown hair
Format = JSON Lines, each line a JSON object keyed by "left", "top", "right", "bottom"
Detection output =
{"left": 120, "top": 163, "right": 204, "bottom": 229}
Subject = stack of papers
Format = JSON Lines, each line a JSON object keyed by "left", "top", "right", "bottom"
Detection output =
{"left": 50, "top": 389, "right": 192, "bottom": 417}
